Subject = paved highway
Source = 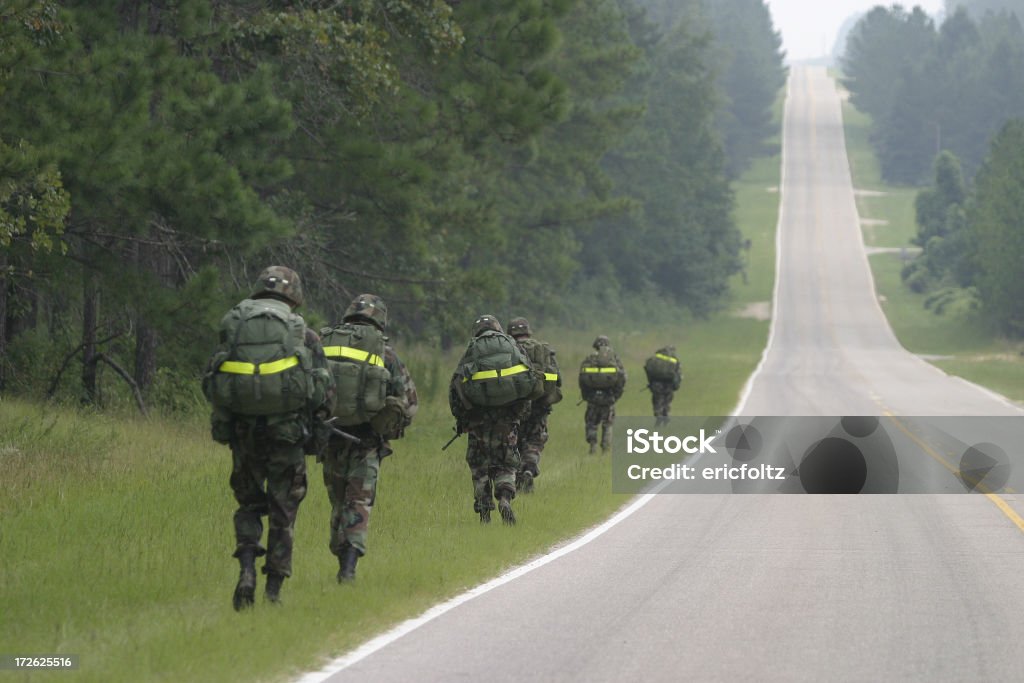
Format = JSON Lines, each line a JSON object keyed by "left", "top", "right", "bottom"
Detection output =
{"left": 300, "top": 66, "right": 1024, "bottom": 683}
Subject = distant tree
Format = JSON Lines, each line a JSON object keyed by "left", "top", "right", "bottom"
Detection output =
{"left": 703, "top": 0, "right": 787, "bottom": 176}
{"left": 902, "top": 152, "right": 974, "bottom": 298}
{"left": 945, "top": 0, "right": 1024, "bottom": 20}
{"left": 849, "top": 6, "right": 1024, "bottom": 183}
{"left": 596, "top": 14, "right": 740, "bottom": 315}
{"left": 970, "top": 119, "right": 1024, "bottom": 335}
{"left": 841, "top": 6, "right": 936, "bottom": 123}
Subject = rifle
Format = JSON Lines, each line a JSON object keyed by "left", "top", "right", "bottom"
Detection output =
{"left": 442, "top": 426, "right": 464, "bottom": 451}
{"left": 323, "top": 417, "right": 362, "bottom": 444}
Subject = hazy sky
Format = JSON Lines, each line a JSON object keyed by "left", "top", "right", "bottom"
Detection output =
{"left": 765, "top": 0, "right": 945, "bottom": 61}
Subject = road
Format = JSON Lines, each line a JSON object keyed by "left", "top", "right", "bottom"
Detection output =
{"left": 300, "top": 66, "right": 1024, "bottom": 682}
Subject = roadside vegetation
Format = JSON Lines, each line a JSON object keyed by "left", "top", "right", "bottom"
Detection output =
{"left": 841, "top": 1, "right": 1024, "bottom": 341}
{"left": 840, "top": 83, "right": 1024, "bottom": 403}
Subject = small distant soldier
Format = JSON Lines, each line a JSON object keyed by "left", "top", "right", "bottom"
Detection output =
{"left": 507, "top": 317, "right": 562, "bottom": 493}
{"left": 449, "top": 315, "right": 543, "bottom": 524}
{"left": 644, "top": 346, "right": 682, "bottom": 426}
{"left": 319, "top": 294, "right": 417, "bottom": 582}
{"left": 578, "top": 335, "right": 626, "bottom": 454}
{"left": 203, "top": 266, "right": 334, "bottom": 610}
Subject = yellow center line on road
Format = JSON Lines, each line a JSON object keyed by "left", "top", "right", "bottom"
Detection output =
{"left": 883, "top": 411, "right": 1024, "bottom": 534}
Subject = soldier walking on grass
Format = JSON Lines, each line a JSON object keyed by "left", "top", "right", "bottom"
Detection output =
{"left": 449, "top": 315, "right": 542, "bottom": 524}
{"left": 507, "top": 317, "right": 562, "bottom": 493}
{"left": 203, "top": 266, "right": 334, "bottom": 610}
{"left": 644, "top": 346, "right": 682, "bottom": 426}
{"left": 318, "top": 294, "right": 417, "bottom": 582}
{"left": 579, "top": 335, "right": 626, "bottom": 454}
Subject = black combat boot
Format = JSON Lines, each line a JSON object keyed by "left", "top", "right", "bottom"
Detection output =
{"left": 265, "top": 572, "right": 285, "bottom": 604}
{"left": 479, "top": 508, "right": 491, "bottom": 524}
{"left": 338, "top": 544, "right": 360, "bottom": 583}
{"left": 588, "top": 442, "right": 596, "bottom": 455}
{"left": 232, "top": 550, "right": 257, "bottom": 612}
{"left": 498, "top": 494, "right": 516, "bottom": 526}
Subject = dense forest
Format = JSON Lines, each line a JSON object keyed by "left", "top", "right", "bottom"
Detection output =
{"left": 842, "top": 3, "right": 1024, "bottom": 183}
{"left": 842, "top": 1, "right": 1024, "bottom": 336}
{"left": 0, "top": 0, "right": 785, "bottom": 410}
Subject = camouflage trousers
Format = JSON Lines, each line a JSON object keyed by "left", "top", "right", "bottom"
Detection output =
{"left": 585, "top": 403, "right": 615, "bottom": 450}
{"left": 229, "top": 423, "right": 308, "bottom": 578}
{"left": 651, "top": 386, "right": 675, "bottom": 423}
{"left": 321, "top": 436, "right": 387, "bottom": 557}
{"left": 465, "top": 421, "right": 521, "bottom": 513}
{"left": 519, "top": 406, "right": 550, "bottom": 478}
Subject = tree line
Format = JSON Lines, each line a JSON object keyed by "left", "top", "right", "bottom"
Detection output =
{"left": 0, "top": 0, "right": 785, "bottom": 411}
{"left": 842, "top": 3, "right": 1024, "bottom": 184}
{"left": 842, "top": 2, "right": 1024, "bottom": 336}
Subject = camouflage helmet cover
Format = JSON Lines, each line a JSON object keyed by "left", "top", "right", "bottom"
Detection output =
{"left": 344, "top": 293, "right": 388, "bottom": 330}
{"left": 473, "top": 314, "right": 503, "bottom": 336}
{"left": 507, "top": 317, "right": 532, "bottom": 338}
{"left": 593, "top": 335, "right": 610, "bottom": 349}
{"left": 252, "top": 266, "right": 303, "bottom": 307}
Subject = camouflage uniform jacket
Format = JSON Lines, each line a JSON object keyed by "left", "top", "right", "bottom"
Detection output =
{"left": 380, "top": 344, "right": 418, "bottom": 440}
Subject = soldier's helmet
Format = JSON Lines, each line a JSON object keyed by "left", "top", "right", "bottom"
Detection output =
{"left": 251, "top": 266, "right": 303, "bottom": 308}
{"left": 507, "top": 317, "right": 532, "bottom": 338}
{"left": 473, "top": 314, "right": 503, "bottom": 336}
{"left": 344, "top": 293, "right": 388, "bottom": 330}
{"left": 593, "top": 335, "right": 610, "bottom": 349}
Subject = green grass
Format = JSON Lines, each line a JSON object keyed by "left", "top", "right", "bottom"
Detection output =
{"left": 839, "top": 87, "right": 1024, "bottom": 403}
{"left": 0, "top": 147, "right": 781, "bottom": 683}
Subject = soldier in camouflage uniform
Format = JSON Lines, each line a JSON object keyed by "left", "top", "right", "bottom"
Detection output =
{"left": 507, "top": 317, "right": 561, "bottom": 493}
{"left": 645, "top": 346, "right": 682, "bottom": 427}
{"left": 581, "top": 335, "right": 626, "bottom": 454}
{"left": 205, "top": 266, "right": 334, "bottom": 610}
{"left": 320, "top": 294, "right": 417, "bottom": 582}
{"left": 449, "top": 315, "right": 530, "bottom": 525}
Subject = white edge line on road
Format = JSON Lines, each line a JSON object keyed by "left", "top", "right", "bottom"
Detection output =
{"left": 293, "top": 72, "right": 797, "bottom": 683}
{"left": 293, "top": 482, "right": 672, "bottom": 682}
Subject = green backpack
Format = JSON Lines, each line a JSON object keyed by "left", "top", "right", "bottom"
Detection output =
{"left": 579, "top": 346, "right": 624, "bottom": 392}
{"left": 204, "top": 298, "right": 320, "bottom": 416}
{"left": 455, "top": 330, "right": 540, "bottom": 408}
{"left": 319, "top": 322, "right": 391, "bottom": 427}
{"left": 517, "top": 337, "right": 562, "bottom": 406}
{"left": 644, "top": 348, "right": 679, "bottom": 383}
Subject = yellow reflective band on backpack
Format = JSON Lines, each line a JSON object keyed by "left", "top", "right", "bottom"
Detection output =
{"left": 323, "top": 346, "right": 384, "bottom": 367}
{"left": 655, "top": 353, "right": 678, "bottom": 364}
{"left": 544, "top": 373, "right": 559, "bottom": 381}
{"left": 582, "top": 367, "right": 618, "bottom": 373}
{"left": 219, "top": 356, "right": 299, "bottom": 375}
{"left": 465, "top": 364, "right": 530, "bottom": 381}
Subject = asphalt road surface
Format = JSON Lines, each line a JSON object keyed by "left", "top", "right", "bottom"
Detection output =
{"left": 301, "top": 66, "right": 1024, "bottom": 683}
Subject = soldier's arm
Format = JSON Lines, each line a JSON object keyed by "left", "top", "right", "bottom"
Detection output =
{"left": 304, "top": 328, "right": 327, "bottom": 366}
{"left": 384, "top": 346, "right": 419, "bottom": 419}
{"left": 304, "top": 327, "right": 335, "bottom": 413}
{"left": 548, "top": 344, "right": 562, "bottom": 387}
